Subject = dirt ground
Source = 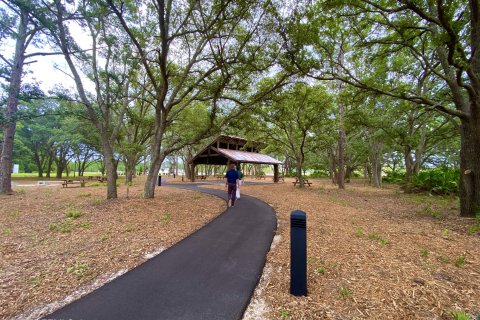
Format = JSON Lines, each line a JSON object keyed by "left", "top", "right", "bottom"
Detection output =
{"left": 232, "top": 178, "right": 480, "bottom": 320}
{"left": 2, "top": 176, "right": 480, "bottom": 320}
{"left": 0, "top": 176, "right": 224, "bottom": 319}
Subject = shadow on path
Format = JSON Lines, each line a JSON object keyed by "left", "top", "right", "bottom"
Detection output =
{"left": 44, "top": 181, "right": 277, "bottom": 320}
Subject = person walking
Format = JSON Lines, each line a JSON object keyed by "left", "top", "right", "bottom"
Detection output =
{"left": 225, "top": 163, "right": 239, "bottom": 207}
{"left": 236, "top": 165, "right": 244, "bottom": 199}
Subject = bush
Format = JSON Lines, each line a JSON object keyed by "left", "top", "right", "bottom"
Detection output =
{"left": 411, "top": 167, "right": 459, "bottom": 195}
{"left": 383, "top": 171, "right": 405, "bottom": 184}
{"left": 308, "top": 170, "right": 329, "bottom": 178}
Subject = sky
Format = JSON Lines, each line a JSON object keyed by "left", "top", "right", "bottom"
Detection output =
{"left": 0, "top": 16, "right": 91, "bottom": 94}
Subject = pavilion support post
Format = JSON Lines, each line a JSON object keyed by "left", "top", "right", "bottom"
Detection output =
{"left": 191, "top": 164, "right": 196, "bottom": 182}
{"left": 274, "top": 164, "right": 279, "bottom": 183}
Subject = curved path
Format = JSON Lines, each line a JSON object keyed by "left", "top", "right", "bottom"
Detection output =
{"left": 44, "top": 182, "right": 277, "bottom": 320}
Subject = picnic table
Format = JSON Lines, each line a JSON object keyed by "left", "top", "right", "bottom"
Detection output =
{"left": 255, "top": 173, "right": 266, "bottom": 180}
{"left": 62, "top": 179, "right": 86, "bottom": 188}
{"left": 292, "top": 177, "right": 312, "bottom": 187}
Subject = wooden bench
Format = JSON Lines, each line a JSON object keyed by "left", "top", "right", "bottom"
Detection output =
{"left": 255, "top": 173, "right": 266, "bottom": 180}
{"left": 196, "top": 175, "right": 207, "bottom": 180}
{"left": 216, "top": 175, "right": 224, "bottom": 179}
{"left": 292, "top": 178, "right": 312, "bottom": 187}
{"left": 62, "top": 179, "right": 86, "bottom": 188}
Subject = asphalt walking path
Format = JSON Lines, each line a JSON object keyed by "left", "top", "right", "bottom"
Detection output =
{"left": 44, "top": 181, "right": 277, "bottom": 320}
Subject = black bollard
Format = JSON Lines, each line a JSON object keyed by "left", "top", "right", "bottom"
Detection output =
{"left": 290, "top": 210, "right": 307, "bottom": 296}
{"left": 157, "top": 175, "right": 162, "bottom": 186}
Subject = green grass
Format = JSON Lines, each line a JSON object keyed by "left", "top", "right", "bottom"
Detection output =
{"left": 454, "top": 256, "right": 466, "bottom": 267}
{"left": 100, "top": 233, "right": 110, "bottom": 241}
{"left": 67, "top": 261, "right": 92, "bottom": 279}
{"left": 367, "top": 231, "right": 389, "bottom": 246}
{"left": 78, "top": 192, "right": 92, "bottom": 197}
{"left": 355, "top": 226, "right": 364, "bottom": 237}
{"left": 315, "top": 266, "right": 326, "bottom": 274}
{"left": 449, "top": 310, "right": 471, "bottom": 320}
{"left": 438, "top": 254, "right": 450, "bottom": 263}
{"left": 420, "top": 248, "right": 429, "bottom": 258}
{"left": 339, "top": 286, "right": 353, "bottom": 299}
{"left": 162, "top": 213, "right": 172, "bottom": 224}
{"left": 467, "top": 224, "right": 480, "bottom": 235}
{"left": 279, "top": 308, "right": 290, "bottom": 319}
{"left": 49, "top": 221, "right": 74, "bottom": 233}
{"left": 422, "top": 205, "right": 442, "bottom": 219}
{"left": 79, "top": 221, "right": 91, "bottom": 229}
{"left": 65, "top": 210, "right": 81, "bottom": 219}
{"left": 2, "top": 227, "right": 12, "bottom": 235}
{"left": 91, "top": 198, "right": 103, "bottom": 205}
{"left": 2, "top": 210, "right": 20, "bottom": 218}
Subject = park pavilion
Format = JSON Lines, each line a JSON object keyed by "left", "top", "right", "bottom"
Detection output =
{"left": 189, "top": 135, "right": 282, "bottom": 182}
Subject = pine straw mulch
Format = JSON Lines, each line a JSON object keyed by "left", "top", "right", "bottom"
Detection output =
{"left": 0, "top": 176, "right": 224, "bottom": 320}
{"left": 206, "top": 178, "right": 480, "bottom": 320}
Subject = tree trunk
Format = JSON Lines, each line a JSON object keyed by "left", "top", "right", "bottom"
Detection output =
{"left": 101, "top": 142, "right": 118, "bottom": 199}
{"left": 46, "top": 151, "right": 54, "bottom": 178}
{"left": 403, "top": 146, "right": 414, "bottom": 192}
{"left": 337, "top": 108, "right": 346, "bottom": 189}
{"left": 459, "top": 118, "right": 480, "bottom": 217}
{"left": 125, "top": 154, "right": 137, "bottom": 184}
{"left": 371, "top": 142, "right": 383, "bottom": 188}
{"left": 144, "top": 130, "right": 165, "bottom": 198}
{"left": 296, "top": 161, "right": 304, "bottom": 188}
{"left": 34, "top": 148, "right": 44, "bottom": 178}
{"left": 0, "top": 10, "right": 28, "bottom": 194}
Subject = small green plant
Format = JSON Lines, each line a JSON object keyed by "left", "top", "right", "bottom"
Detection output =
{"left": 467, "top": 225, "right": 480, "bottom": 235}
{"left": 92, "top": 198, "right": 103, "bottom": 205}
{"left": 65, "top": 210, "right": 81, "bottom": 219}
{"left": 449, "top": 310, "right": 470, "bottom": 320}
{"left": 438, "top": 254, "right": 450, "bottom": 263}
{"left": 2, "top": 210, "right": 19, "bottom": 217}
{"left": 2, "top": 227, "right": 12, "bottom": 235}
{"left": 90, "top": 182, "right": 101, "bottom": 187}
{"left": 78, "top": 192, "right": 92, "bottom": 197}
{"left": 315, "top": 266, "right": 326, "bottom": 274}
{"left": 49, "top": 221, "right": 74, "bottom": 233}
{"left": 31, "top": 274, "right": 43, "bottom": 288}
{"left": 79, "top": 221, "right": 91, "bottom": 229}
{"left": 368, "top": 232, "right": 389, "bottom": 246}
{"left": 420, "top": 248, "right": 429, "bottom": 257}
{"left": 339, "top": 286, "right": 352, "bottom": 299}
{"left": 423, "top": 205, "right": 441, "bottom": 219}
{"left": 454, "top": 256, "right": 466, "bottom": 267}
{"left": 100, "top": 233, "right": 110, "bottom": 241}
{"left": 442, "top": 228, "right": 450, "bottom": 236}
{"left": 122, "top": 224, "right": 135, "bottom": 233}
{"left": 162, "top": 213, "right": 172, "bottom": 224}
{"left": 355, "top": 226, "right": 364, "bottom": 237}
{"left": 279, "top": 307, "right": 290, "bottom": 319}
{"left": 67, "top": 261, "right": 91, "bottom": 279}
{"left": 16, "top": 188, "right": 26, "bottom": 194}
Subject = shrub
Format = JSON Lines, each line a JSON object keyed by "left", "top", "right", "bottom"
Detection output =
{"left": 383, "top": 170, "right": 405, "bottom": 184}
{"left": 411, "top": 167, "right": 459, "bottom": 195}
{"left": 308, "top": 170, "right": 329, "bottom": 178}
{"left": 65, "top": 210, "right": 81, "bottom": 219}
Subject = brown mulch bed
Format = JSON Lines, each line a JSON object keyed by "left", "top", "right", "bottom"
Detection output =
{"left": 0, "top": 176, "right": 224, "bottom": 320}
{"left": 208, "top": 178, "right": 480, "bottom": 320}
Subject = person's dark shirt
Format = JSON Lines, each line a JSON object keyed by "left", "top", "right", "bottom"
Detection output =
{"left": 225, "top": 169, "right": 239, "bottom": 184}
